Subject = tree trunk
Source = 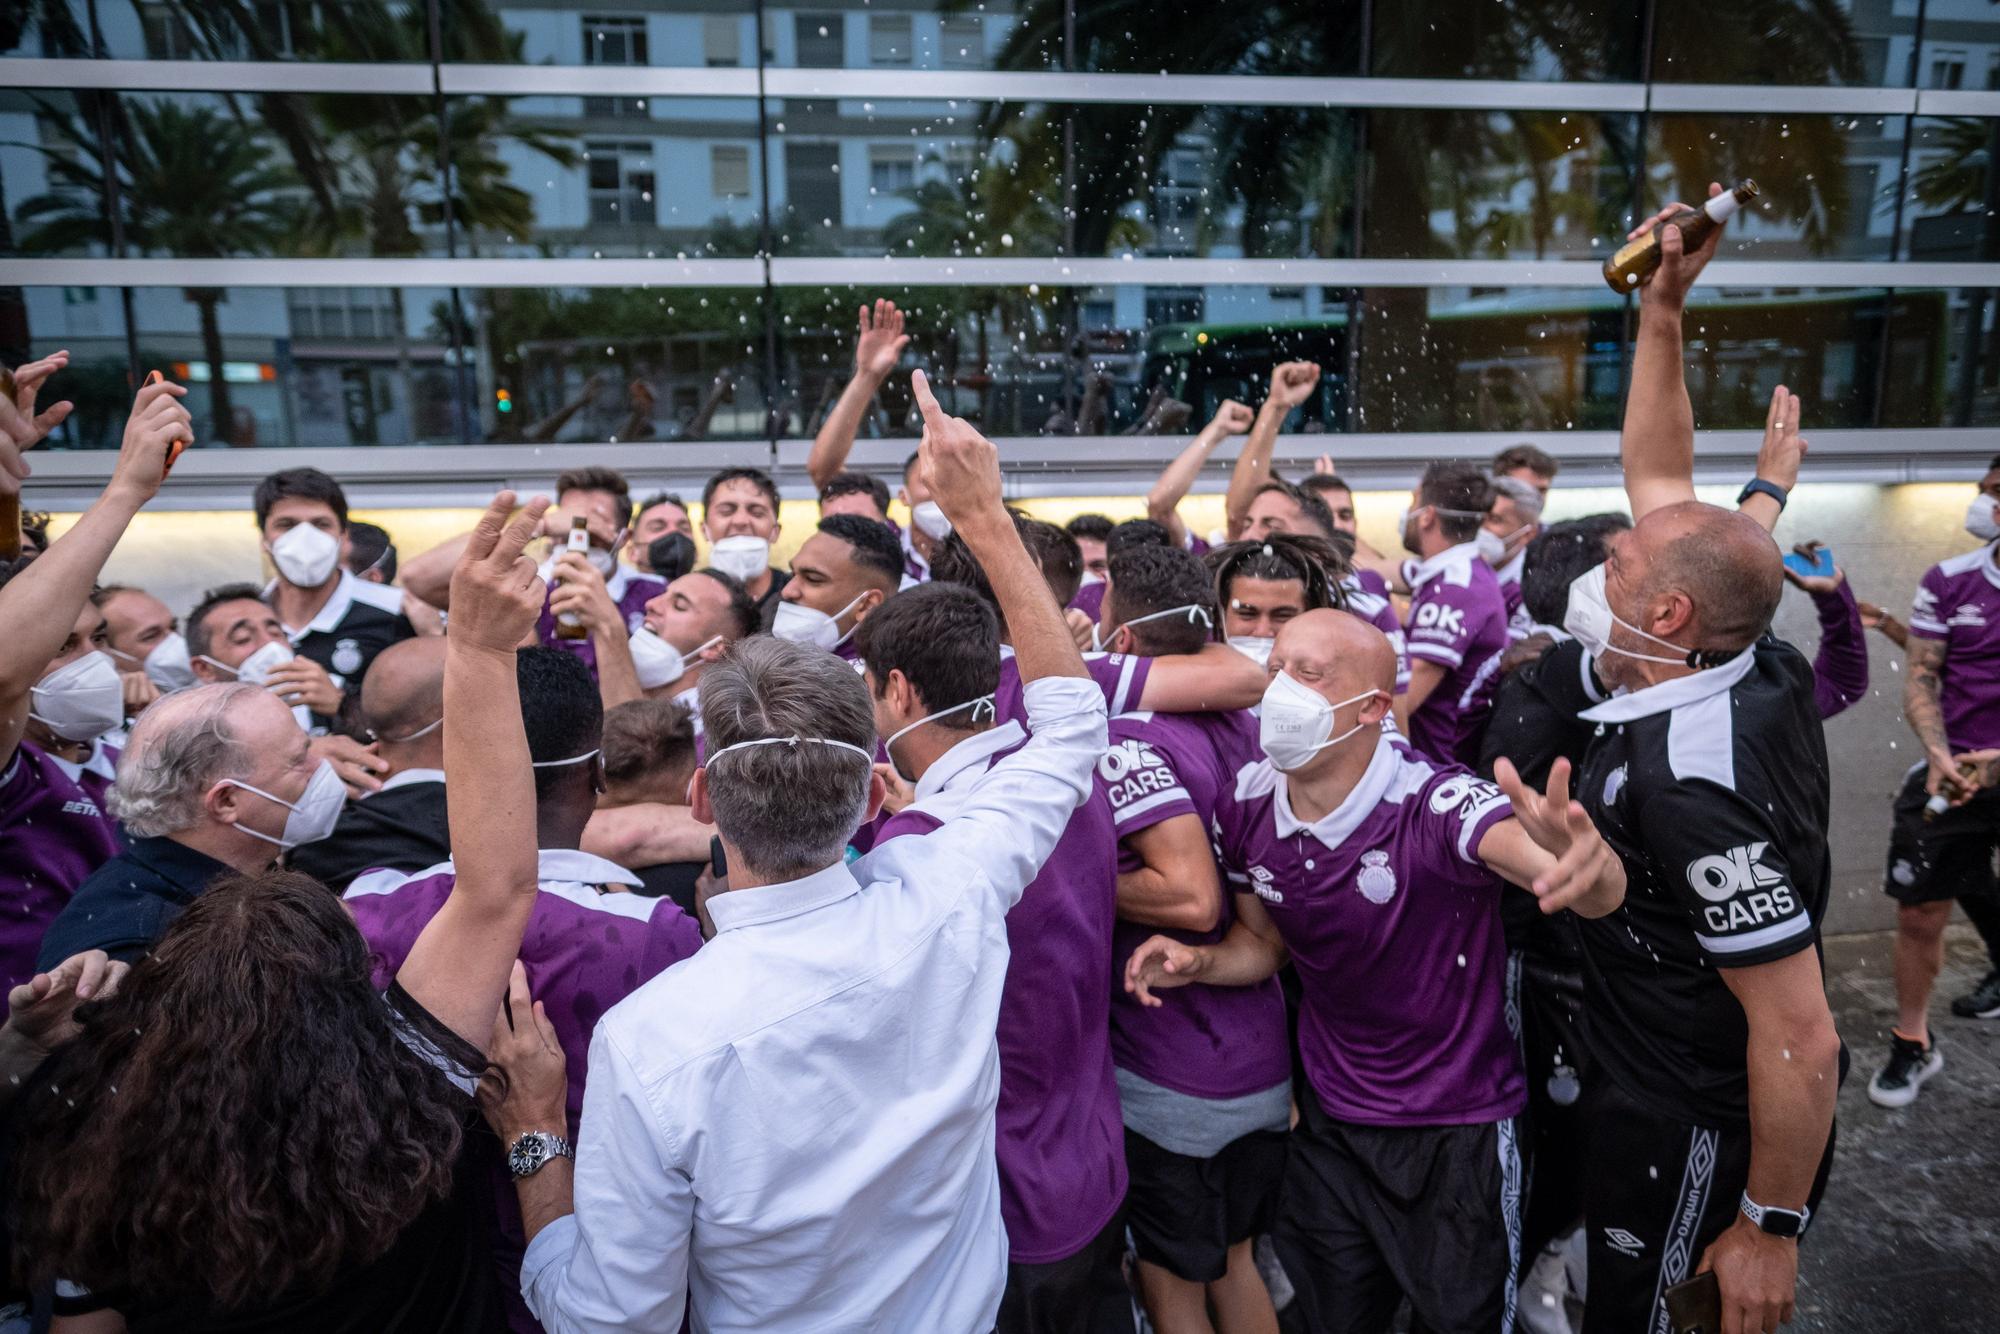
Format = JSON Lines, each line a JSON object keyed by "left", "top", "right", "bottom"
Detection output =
{"left": 188, "top": 287, "right": 235, "bottom": 445}
{"left": 389, "top": 286, "right": 416, "bottom": 444}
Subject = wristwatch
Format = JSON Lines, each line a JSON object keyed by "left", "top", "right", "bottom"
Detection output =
{"left": 506, "top": 1130, "right": 575, "bottom": 1179}
{"left": 1737, "top": 478, "right": 1789, "bottom": 512}
{"left": 1740, "top": 1192, "right": 1809, "bottom": 1238}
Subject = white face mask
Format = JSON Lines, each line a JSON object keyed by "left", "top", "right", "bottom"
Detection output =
{"left": 1967, "top": 493, "right": 2000, "bottom": 542}
{"left": 773, "top": 595, "right": 866, "bottom": 651}
{"left": 1078, "top": 571, "right": 1106, "bottom": 589}
{"left": 910, "top": 501, "right": 952, "bottom": 542}
{"left": 267, "top": 523, "right": 342, "bottom": 589}
{"left": 1258, "top": 671, "right": 1385, "bottom": 773}
{"left": 708, "top": 534, "right": 770, "bottom": 583}
{"left": 221, "top": 759, "right": 346, "bottom": 849}
{"left": 203, "top": 639, "right": 296, "bottom": 688}
{"left": 883, "top": 693, "right": 997, "bottom": 781}
{"left": 1562, "top": 563, "right": 1691, "bottom": 667}
{"left": 141, "top": 633, "right": 197, "bottom": 691}
{"left": 1092, "top": 603, "right": 1212, "bottom": 653}
{"left": 1474, "top": 528, "right": 1510, "bottom": 565}
{"left": 29, "top": 651, "right": 127, "bottom": 742}
{"left": 630, "top": 630, "right": 721, "bottom": 690}
{"left": 1227, "top": 635, "right": 1275, "bottom": 668}
{"left": 586, "top": 543, "right": 620, "bottom": 578}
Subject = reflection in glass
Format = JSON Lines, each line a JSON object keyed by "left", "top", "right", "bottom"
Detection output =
{"left": 1678, "top": 287, "right": 1904, "bottom": 430}
{"left": 770, "top": 3, "right": 1053, "bottom": 72}
{"left": 4, "top": 0, "right": 430, "bottom": 62}
{"left": 1065, "top": 0, "right": 1362, "bottom": 75}
{"left": 1645, "top": 115, "right": 1903, "bottom": 260}
{"left": 1362, "top": 110, "right": 1637, "bottom": 260}
{"left": 1371, "top": 0, "right": 1642, "bottom": 82}
{"left": 1649, "top": 0, "right": 1905, "bottom": 88}
{"left": 1905, "top": 118, "right": 2000, "bottom": 263}
{"left": 1, "top": 91, "right": 111, "bottom": 259}
{"left": 11, "top": 288, "right": 133, "bottom": 452}
{"left": 1904, "top": 288, "right": 2000, "bottom": 428}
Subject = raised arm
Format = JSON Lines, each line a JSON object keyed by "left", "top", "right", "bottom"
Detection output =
{"left": 1739, "top": 387, "right": 1805, "bottom": 532}
{"left": 1785, "top": 555, "right": 1866, "bottom": 719}
{"left": 396, "top": 491, "right": 553, "bottom": 1047}
{"left": 1148, "top": 400, "right": 1251, "bottom": 547}
{"left": 1622, "top": 184, "right": 1726, "bottom": 521}
{"left": 806, "top": 300, "right": 909, "bottom": 490}
{"left": 1135, "top": 640, "right": 1268, "bottom": 713}
{"left": 0, "top": 376, "right": 185, "bottom": 766}
{"left": 1225, "top": 362, "right": 1319, "bottom": 539}
{"left": 1486, "top": 758, "right": 1627, "bottom": 919}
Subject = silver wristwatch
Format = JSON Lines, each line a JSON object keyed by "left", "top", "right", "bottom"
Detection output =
{"left": 506, "top": 1130, "right": 574, "bottom": 1179}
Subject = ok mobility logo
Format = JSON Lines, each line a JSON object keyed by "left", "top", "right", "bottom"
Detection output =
{"left": 1684, "top": 842, "right": 1796, "bottom": 936}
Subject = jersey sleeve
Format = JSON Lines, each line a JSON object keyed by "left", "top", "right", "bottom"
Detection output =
{"left": 1098, "top": 733, "right": 1196, "bottom": 836}
{"left": 1405, "top": 582, "right": 1481, "bottom": 669}
{"left": 1416, "top": 769, "right": 1515, "bottom": 883}
{"left": 1638, "top": 779, "right": 1817, "bottom": 967}
{"left": 1084, "top": 651, "right": 1151, "bottom": 716}
{"left": 1909, "top": 565, "right": 1950, "bottom": 640}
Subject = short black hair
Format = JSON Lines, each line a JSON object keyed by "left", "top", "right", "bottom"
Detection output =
{"left": 1107, "top": 518, "right": 1173, "bottom": 557}
{"left": 555, "top": 465, "right": 634, "bottom": 528}
{"left": 186, "top": 582, "right": 270, "bottom": 660}
{"left": 1106, "top": 545, "right": 1216, "bottom": 657}
{"left": 253, "top": 468, "right": 347, "bottom": 531}
{"left": 692, "top": 567, "right": 761, "bottom": 640}
{"left": 346, "top": 521, "right": 395, "bottom": 580}
{"left": 702, "top": 466, "right": 780, "bottom": 512}
{"left": 517, "top": 647, "right": 603, "bottom": 803}
{"left": 1494, "top": 443, "right": 1560, "bottom": 481}
{"left": 930, "top": 511, "right": 1082, "bottom": 631}
{"left": 903, "top": 450, "right": 921, "bottom": 485}
{"left": 1520, "top": 513, "right": 1632, "bottom": 627}
{"left": 1417, "top": 461, "right": 1494, "bottom": 542}
{"left": 1207, "top": 534, "right": 1345, "bottom": 615}
{"left": 854, "top": 583, "right": 1001, "bottom": 728}
{"left": 637, "top": 490, "right": 688, "bottom": 518}
{"left": 1254, "top": 479, "right": 1337, "bottom": 540}
{"left": 816, "top": 513, "right": 905, "bottom": 593}
{"left": 819, "top": 471, "right": 892, "bottom": 517}
{"left": 1065, "top": 513, "right": 1115, "bottom": 543}
{"left": 1301, "top": 472, "right": 1350, "bottom": 497}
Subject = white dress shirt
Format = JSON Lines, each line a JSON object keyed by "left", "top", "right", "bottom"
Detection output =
{"left": 521, "top": 674, "right": 1108, "bottom": 1333}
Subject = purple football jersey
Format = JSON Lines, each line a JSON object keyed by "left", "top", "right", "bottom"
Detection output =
{"left": 1401, "top": 544, "right": 1510, "bottom": 765}
{"left": 536, "top": 564, "right": 666, "bottom": 681}
{"left": 878, "top": 735, "right": 1126, "bottom": 1265}
{"left": 1103, "top": 709, "right": 1289, "bottom": 1101}
{"left": 1352, "top": 566, "right": 1391, "bottom": 599}
{"left": 1068, "top": 578, "right": 1108, "bottom": 622}
{"left": 1212, "top": 737, "right": 1525, "bottom": 1126}
{"left": 994, "top": 650, "right": 1151, "bottom": 729}
{"left": 346, "top": 850, "right": 700, "bottom": 1332}
{"left": 1910, "top": 544, "right": 2000, "bottom": 751}
{"left": 0, "top": 740, "right": 122, "bottom": 994}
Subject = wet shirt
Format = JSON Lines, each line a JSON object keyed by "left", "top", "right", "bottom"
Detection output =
{"left": 0, "top": 738, "right": 122, "bottom": 994}
{"left": 1401, "top": 543, "right": 1511, "bottom": 766}
{"left": 1212, "top": 737, "right": 1525, "bottom": 1127}
{"left": 1103, "top": 709, "right": 1289, "bottom": 1102}
{"left": 536, "top": 565, "right": 666, "bottom": 682}
{"left": 1909, "top": 542, "right": 2000, "bottom": 751}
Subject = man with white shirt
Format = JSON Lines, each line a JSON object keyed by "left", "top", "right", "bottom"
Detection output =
{"left": 1482, "top": 474, "right": 1545, "bottom": 638}
{"left": 487, "top": 370, "right": 1108, "bottom": 1333}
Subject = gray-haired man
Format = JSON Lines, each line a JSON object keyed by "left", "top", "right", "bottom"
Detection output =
{"left": 491, "top": 370, "right": 1110, "bottom": 1333}
{"left": 1482, "top": 472, "right": 1546, "bottom": 639}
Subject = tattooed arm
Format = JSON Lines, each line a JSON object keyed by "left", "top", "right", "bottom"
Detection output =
{"left": 1902, "top": 637, "right": 1964, "bottom": 800}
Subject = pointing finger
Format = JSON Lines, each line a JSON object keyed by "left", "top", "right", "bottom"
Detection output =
{"left": 1545, "top": 757, "right": 1572, "bottom": 812}
{"left": 911, "top": 368, "right": 946, "bottom": 428}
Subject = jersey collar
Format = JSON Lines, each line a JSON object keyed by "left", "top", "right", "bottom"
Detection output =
{"left": 1405, "top": 541, "right": 1483, "bottom": 591}
{"left": 913, "top": 720, "right": 1028, "bottom": 803}
{"left": 1272, "top": 733, "right": 1406, "bottom": 847}
{"left": 265, "top": 568, "right": 358, "bottom": 639}
{"left": 1578, "top": 645, "right": 1757, "bottom": 724}
{"left": 1983, "top": 542, "right": 2000, "bottom": 592}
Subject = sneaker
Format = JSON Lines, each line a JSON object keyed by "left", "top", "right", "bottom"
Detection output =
{"left": 1949, "top": 968, "right": 2000, "bottom": 1019}
{"left": 1867, "top": 1032, "right": 1943, "bottom": 1108}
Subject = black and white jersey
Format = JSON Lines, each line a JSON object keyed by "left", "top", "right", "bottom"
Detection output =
{"left": 1572, "top": 638, "right": 1831, "bottom": 1127}
{"left": 268, "top": 569, "right": 415, "bottom": 697}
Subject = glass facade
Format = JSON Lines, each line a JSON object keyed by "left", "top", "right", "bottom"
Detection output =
{"left": 6, "top": 1, "right": 2000, "bottom": 455}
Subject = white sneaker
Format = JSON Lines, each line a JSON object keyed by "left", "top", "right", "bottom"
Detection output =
{"left": 1866, "top": 1033, "right": 1943, "bottom": 1108}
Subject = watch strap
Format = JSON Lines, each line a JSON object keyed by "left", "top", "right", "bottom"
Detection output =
{"left": 1740, "top": 1192, "right": 1809, "bottom": 1236}
{"left": 1737, "top": 478, "right": 1789, "bottom": 512}
{"left": 507, "top": 1130, "right": 575, "bottom": 1179}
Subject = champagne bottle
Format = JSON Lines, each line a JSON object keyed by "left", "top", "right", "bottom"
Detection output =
{"left": 555, "top": 515, "right": 591, "bottom": 640}
{"left": 1602, "top": 180, "right": 1759, "bottom": 293}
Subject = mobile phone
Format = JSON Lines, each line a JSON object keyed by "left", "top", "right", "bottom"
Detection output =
{"left": 709, "top": 835, "right": 728, "bottom": 881}
{"left": 145, "top": 370, "right": 191, "bottom": 474}
{"left": 1662, "top": 1272, "right": 1721, "bottom": 1334}
{"left": 1782, "top": 546, "right": 1835, "bottom": 579}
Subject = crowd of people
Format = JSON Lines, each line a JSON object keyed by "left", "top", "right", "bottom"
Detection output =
{"left": 0, "top": 194, "right": 1995, "bottom": 1334}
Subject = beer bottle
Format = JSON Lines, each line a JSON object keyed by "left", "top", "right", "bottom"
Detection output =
{"left": 1602, "top": 180, "right": 1759, "bottom": 293}
{"left": 555, "top": 515, "right": 591, "bottom": 640}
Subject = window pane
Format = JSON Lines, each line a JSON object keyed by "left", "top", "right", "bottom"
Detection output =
{"left": 8, "top": 287, "right": 131, "bottom": 451}
{"left": 1898, "top": 287, "right": 1993, "bottom": 427}
{"left": 8, "top": 0, "right": 428, "bottom": 62}
{"left": 869, "top": 15, "right": 914, "bottom": 67}
{"left": 1905, "top": 118, "right": 2000, "bottom": 262}
{"left": 1645, "top": 115, "right": 1904, "bottom": 260}
{"left": 1077, "top": 1, "right": 1362, "bottom": 75}
{"left": 1650, "top": 0, "right": 1916, "bottom": 87}
{"left": 451, "top": 5, "right": 751, "bottom": 67}
{"left": 1372, "top": 0, "right": 1643, "bottom": 82}
{"left": 1, "top": 91, "right": 113, "bottom": 259}
{"left": 1675, "top": 287, "right": 1894, "bottom": 429}
{"left": 765, "top": 3, "right": 1055, "bottom": 71}
{"left": 467, "top": 287, "right": 769, "bottom": 443}
{"left": 703, "top": 15, "right": 741, "bottom": 67}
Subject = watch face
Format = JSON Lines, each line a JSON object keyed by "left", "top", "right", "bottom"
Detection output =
{"left": 509, "top": 1137, "right": 546, "bottom": 1175}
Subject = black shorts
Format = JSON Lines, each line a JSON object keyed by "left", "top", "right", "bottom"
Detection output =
{"left": 1884, "top": 766, "right": 2000, "bottom": 906}
{"left": 1579, "top": 1074, "right": 1835, "bottom": 1334}
{"left": 995, "top": 1203, "right": 1135, "bottom": 1334}
{"left": 1123, "top": 1125, "right": 1287, "bottom": 1283}
{"left": 1509, "top": 944, "right": 1590, "bottom": 1263}
{"left": 1272, "top": 1084, "right": 1521, "bottom": 1334}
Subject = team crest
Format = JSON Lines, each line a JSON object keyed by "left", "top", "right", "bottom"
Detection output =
{"left": 331, "top": 638, "right": 364, "bottom": 676}
{"left": 1357, "top": 850, "right": 1397, "bottom": 905}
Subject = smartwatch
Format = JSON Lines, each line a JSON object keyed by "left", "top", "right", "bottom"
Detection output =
{"left": 1740, "top": 1192, "right": 1809, "bottom": 1238}
{"left": 506, "top": 1130, "right": 575, "bottom": 1179}
{"left": 1737, "top": 478, "right": 1789, "bottom": 512}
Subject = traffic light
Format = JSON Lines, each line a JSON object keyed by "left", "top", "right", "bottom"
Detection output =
{"left": 495, "top": 387, "right": 513, "bottom": 414}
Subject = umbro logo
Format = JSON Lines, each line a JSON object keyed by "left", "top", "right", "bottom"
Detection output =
{"left": 1246, "top": 865, "right": 1283, "bottom": 904}
{"left": 1602, "top": 1227, "right": 1645, "bottom": 1258}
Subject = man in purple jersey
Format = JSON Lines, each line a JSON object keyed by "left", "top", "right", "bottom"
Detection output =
{"left": 536, "top": 467, "right": 665, "bottom": 680}
{"left": 856, "top": 581, "right": 1133, "bottom": 1334}
{"left": 1097, "top": 544, "right": 1290, "bottom": 1332}
{"left": 773, "top": 514, "right": 902, "bottom": 663}
{"left": 1871, "top": 453, "right": 2000, "bottom": 1104}
{"left": 1209, "top": 533, "right": 1340, "bottom": 671}
{"left": 347, "top": 646, "right": 700, "bottom": 1333}
{"left": 1396, "top": 460, "right": 1510, "bottom": 765}
{"left": 0, "top": 374, "right": 189, "bottom": 994}
{"left": 1127, "top": 609, "right": 1626, "bottom": 1334}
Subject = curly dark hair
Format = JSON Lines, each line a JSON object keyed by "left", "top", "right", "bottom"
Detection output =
{"left": 8, "top": 871, "right": 467, "bottom": 1312}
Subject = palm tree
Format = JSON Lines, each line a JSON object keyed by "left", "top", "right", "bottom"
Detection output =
{"left": 15, "top": 100, "right": 300, "bottom": 443}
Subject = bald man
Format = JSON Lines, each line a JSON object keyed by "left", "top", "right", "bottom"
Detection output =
{"left": 287, "top": 637, "right": 451, "bottom": 892}
{"left": 1126, "top": 609, "right": 1624, "bottom": 1333}
{"left": 1566, "top": 196, "right": 1843, "bottom": 1334}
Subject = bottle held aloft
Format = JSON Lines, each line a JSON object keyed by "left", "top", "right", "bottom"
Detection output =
{"left": 1602, "top": 180, "right": 1759, "bottom": 293}
{"left": 555, "top": 514, "right": 591, "bottom": 640}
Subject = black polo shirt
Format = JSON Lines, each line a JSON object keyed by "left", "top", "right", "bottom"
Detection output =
{"left": 36, "top": 835, "right": 234, "bottom": 970}
{"left": 287, "top": 772, "right": 451, "bottom": 893}
{"left": 1572, "top": 639, "right": 1832, "bottom": 1128}
{"left": 268, "top": 569, "right": 415, "bottom": 697}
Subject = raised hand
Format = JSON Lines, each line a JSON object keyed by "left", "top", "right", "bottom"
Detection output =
{"left": 855, "top": 299, "right": 910, "bottom": 380}
{"left": 537, "top": 503, "right": 621, "bottom": 553}
{"left": 1638, "top": 181, "right": 1726, "bottom": 310}
{"left": 5, "top": 949, "right": 127, "bottom": 1054}
{"left": 1206, "top": 399, "right": 1254, "bottom": 436}
{"left": 1757, "top": 385, "right": 1807, "bottom": 490}
{"left": 1493, "top": 757, "right": 1625, "bottom": 915}
{"left": 1266, "top": 361, "right": 1321, "bottom": 412}
{"left": 109, "top": 374, "right": 193, "bottom": 506}
{"left": 912, "top": 369, "right": 1003, "bottom": 529}
{"left": 309, "top": 733, "right": 388, "bottom": 796}
{"left": 549, "top": 549, "right": 624, "bottom": 639}
{"left": 477, "top": 962, "right": 569, "bottom": 1141}
{"left": 264, "top": 656, "right": 344, "bottom": 715}
{"left": 1315, "top": 452, "right": 1337, "bottom": 475}
{"left": 1782, "top": 542, "right": 1843, "bottom": 596}
{"left": 450, "top": 491, "right": 553, "bottom": 654}
{"left": 0, "top": 352, "right": 76, "bottom": 496}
